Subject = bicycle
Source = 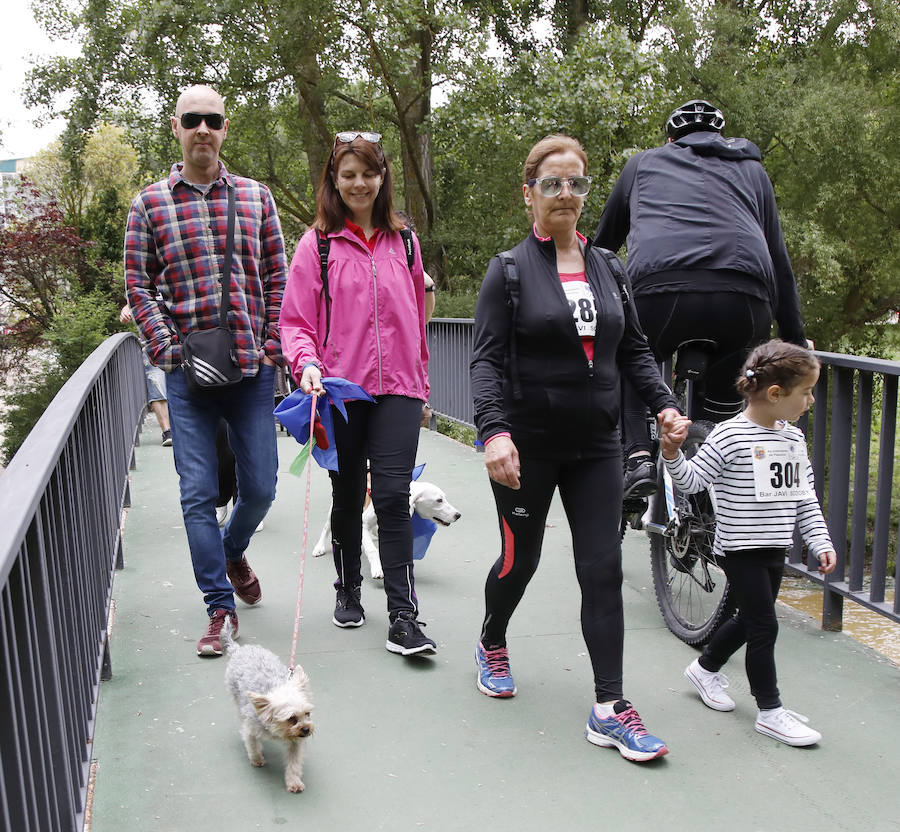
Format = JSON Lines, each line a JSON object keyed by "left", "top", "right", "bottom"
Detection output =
{"left": 622, "top": 339, "right": 734, "bottom": 645}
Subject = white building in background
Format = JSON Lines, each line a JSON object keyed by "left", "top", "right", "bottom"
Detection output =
{"left": 1, "top": 157, "right": 33, "bottom": 216}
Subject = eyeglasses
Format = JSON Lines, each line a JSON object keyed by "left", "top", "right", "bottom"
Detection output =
{"left": 179, "top": 112, "right": 225, "bottom": 130}
{"left": 526, "top": 175, "right": 592, "bottom": 197}
{"left": 334, "top": 131, "right": 382, "bottom": 147}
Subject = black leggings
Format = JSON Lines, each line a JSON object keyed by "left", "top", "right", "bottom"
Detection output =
{"left": 699, "top": 548, "right": 785, "bottom": 710}
{"left": 481, "top": 454, "right": 625, "bottom": 702}
{"left": 329, "top": 395, "right": 423, "bottom": 617}
{"left": 622, "top": 291, "right": 772, "bottom": 456}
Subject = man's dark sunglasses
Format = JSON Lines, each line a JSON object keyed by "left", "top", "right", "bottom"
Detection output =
{"left": 179, "top": 112, "right": 226, "bottom": 130}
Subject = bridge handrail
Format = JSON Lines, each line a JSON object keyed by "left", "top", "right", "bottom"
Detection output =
{"left": 0, "top": 332, "right": 146, "bottom": 832}
{"left": 427, "top": 319, "right": 900, "bottom": 630}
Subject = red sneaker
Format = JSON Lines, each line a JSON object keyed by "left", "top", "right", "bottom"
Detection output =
{"left": 226, "top": 555, "right": 262, "bottom": 605}
{"left": 197, "top": 609, "right": 238, "bottom": 657}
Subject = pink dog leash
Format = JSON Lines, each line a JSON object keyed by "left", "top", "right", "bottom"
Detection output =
{"left": 289, "top": 393, "right": 317, "bottom": 674}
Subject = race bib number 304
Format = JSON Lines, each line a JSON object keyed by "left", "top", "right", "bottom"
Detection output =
{"left": 751, "top": 443, "right": 813, "bottom": 502}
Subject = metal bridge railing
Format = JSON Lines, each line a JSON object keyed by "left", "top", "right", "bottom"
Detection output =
{"left": 0, "top": 333, "right": 146, "bottom": 832}
{"left": 795, "top": 352, "right": 900, "bottom": 630}
{"left": 427, "top": 320, "right": 900, "bottom": 631}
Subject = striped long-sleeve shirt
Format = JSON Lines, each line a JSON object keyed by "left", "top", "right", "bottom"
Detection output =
{"left": 664, "top": 412, "right": 833, "bottom": 558}
{"left": 125, "top": 162, "right": 287, "bottom": 375}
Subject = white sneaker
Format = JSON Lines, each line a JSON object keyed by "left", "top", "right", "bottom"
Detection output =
{"left": 254, "top": 520, "right": 264, "bottom": 534}
{"left": 684, "top": 658, "right": 735, "bottom": 711}
{"left": 755, "top": 707, "right": 821, "bottom": 747}
{"left": 216, "top": 504, "right": 229, "bottom": 527}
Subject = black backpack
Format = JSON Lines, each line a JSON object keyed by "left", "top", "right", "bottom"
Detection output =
{"left": 317, "top": 227, "right": 415, "bottom": 348}
{"left": 498, "top": 245, "right": 630, "bottom": 399}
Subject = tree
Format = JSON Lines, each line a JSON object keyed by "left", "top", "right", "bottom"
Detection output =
{"left": 26, "top": 0, "right": 491, "bottom": 270}
{"left": 653, "top": 0, "right": 900, "bottom": 351}
{"left": 0, "top": 178, "right": 93, "bottom": 371}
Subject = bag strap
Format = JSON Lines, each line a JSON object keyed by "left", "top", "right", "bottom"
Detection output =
{"left": 498, "top": 250, "right": 523, "bottom": 401}
{"left": 595, "top": 246, "right": 630, "bottom": 308}
{"left": 317, "top": 232, "right": 333, "bottom": 348}
{"left": 216, "top": 183, "right": 237, "bottom": 327}
{"left": 399, "top": 227, "right": 415, "bottom": 271}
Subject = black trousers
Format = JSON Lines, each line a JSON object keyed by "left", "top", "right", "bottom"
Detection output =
{"left": 329, "top": 395, "right": 423, "bottom": 617}
{"left": 699, "top": 548, "right": 785, "bottom": 710}
{"left": 216, "top": 418, "right": 237, "bottom": 508}
{"left": 481, "top": 454, "right": 625, "bottom": 702}
{"left": 622, "top": 291, "right": 772, "bottom": 456}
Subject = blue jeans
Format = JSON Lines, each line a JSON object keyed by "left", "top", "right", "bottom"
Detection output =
{"left": 166, "top": 364, "right": 278, "bottom": 613}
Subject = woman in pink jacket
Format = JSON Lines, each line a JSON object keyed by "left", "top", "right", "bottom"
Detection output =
{"left": 280, "top": 131, "right": 436, "bottom": 657}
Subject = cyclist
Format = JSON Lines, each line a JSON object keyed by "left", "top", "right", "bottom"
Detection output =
{"left": 593, "top": 99, "right": 809, "bottom": 499}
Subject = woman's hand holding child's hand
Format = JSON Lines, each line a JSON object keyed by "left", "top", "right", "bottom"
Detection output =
{"left": 817, "top": 550, "right": 837, "bottom": 574}
{"left": 659, "top": 413, "right": 692, "bottom": 459}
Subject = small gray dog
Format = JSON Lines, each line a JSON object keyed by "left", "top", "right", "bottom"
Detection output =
{"left": 222, "top": 624, "right": 315, "bottom": 792}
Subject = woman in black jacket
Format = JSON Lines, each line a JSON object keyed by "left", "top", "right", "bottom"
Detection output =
{"left": 471, "top": 134, "right": 680, "bottom": 763}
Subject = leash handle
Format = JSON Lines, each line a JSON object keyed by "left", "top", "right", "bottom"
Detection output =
{"left": 289, "top": 393, "right": 317, "bottom": 672}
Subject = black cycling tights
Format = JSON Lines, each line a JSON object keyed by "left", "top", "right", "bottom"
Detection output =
{"left": 622, "top": 291, "right": 772, "bottom": 457}
{"left": 481, "top": 454, "right": 625, "bottom": 702}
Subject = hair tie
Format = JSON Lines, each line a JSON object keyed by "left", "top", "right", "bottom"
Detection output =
{"left": 745, "top": 369, "right": 756, "bottom": 379}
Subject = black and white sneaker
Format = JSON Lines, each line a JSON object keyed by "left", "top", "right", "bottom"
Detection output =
{"left": 333, "top": 585, "right": 365, "bottom": 628}
{"left": 386, "top": 611, "right": 436, "bottom": 656}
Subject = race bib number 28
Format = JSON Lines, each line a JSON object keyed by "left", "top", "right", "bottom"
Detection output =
{"left": 561, "top": 281, "right": 597, "bottom": 339}
{"left": 751, "top": 443, "right": 813, "bottom": 502}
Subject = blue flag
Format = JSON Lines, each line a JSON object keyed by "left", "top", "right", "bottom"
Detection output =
{"left": 274, "top": 378, "right": 374, "bottom": 471}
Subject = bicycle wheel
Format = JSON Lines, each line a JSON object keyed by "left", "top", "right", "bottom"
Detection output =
{"left": 650, "top": 421, "right": 733, "bottom": 645}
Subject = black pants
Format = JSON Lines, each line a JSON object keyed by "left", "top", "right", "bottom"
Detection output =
{"left": 699, "top": 548, "right": 785, "bottom": 710}
{"left": 329, "top": 395, "right": 423, "bottom": 617}
{"left": 622, "top": 291, "right": 772, "bottom": 457}
{"left": 216, "top": 418, "right": 237, "bottom": 508}
{"left": 481, "top": 454, "right": 625, "bottom": 702}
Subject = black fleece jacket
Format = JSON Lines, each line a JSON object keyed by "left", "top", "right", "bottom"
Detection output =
{"left": 471, "top": 231, "right": 678, "bottom": 459}
{"left": 593, "top": 131, "right": 806, "bottom": 345}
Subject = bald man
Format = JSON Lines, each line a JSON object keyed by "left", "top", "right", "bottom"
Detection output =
{"left": 125, "top": 84, "right": 288, "bottom": 657}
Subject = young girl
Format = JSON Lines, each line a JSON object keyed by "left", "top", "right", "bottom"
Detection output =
{"left": 660, "top": 339, "right": 836, "bottom": 747}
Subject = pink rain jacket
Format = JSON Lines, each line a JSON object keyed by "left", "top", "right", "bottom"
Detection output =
{"left": 280, "top": 226, "right": 430, "bottom": 401}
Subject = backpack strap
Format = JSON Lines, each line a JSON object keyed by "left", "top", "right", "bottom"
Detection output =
{"left": 317, "top": 232, "right": 333, "bottom": 348}
{"left": 399, "top": 227, "right": 415, "bottom": 271}
{"left": 595, "top": 247, "right": 631, "bottom": 308}
{"left": 498, "top": 250, "right": 523, "bottom": 401}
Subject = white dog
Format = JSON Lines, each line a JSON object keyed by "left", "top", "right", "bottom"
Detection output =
{"left": 222, "top": 624, "right": 315, "bottom": 793}
{"left": 312, "top": 479, "right": 462, "bottom": 579}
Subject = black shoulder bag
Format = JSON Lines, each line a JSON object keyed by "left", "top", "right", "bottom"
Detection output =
{"left": 180, "top": 185, "right": 244, "bottom": 395}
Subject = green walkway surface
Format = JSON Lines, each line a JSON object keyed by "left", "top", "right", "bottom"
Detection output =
{"left": 90, "top": 427, "right": 900, "bottom": 832}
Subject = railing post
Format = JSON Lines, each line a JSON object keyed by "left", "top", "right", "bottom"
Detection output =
{"left": 823, "top": 366, "right": 853, "bottom": 631}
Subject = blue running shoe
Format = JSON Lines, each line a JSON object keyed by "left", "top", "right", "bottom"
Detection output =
{"left": 585, "top": 700, "right": 668, "bottom": 762}
{"left": 475, "top": 641, "right": 517, "bottom": 697}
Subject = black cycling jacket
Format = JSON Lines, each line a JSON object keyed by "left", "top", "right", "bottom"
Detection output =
{"left": 593, "top": 131, "right": 805, "bottom": 345}
{"left": 471, "top": 231, "right": 678, "bottom": 459}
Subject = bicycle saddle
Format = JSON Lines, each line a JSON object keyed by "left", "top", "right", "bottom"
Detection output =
{"left": 674, "top": 339, "right": 718, "bottom": 381}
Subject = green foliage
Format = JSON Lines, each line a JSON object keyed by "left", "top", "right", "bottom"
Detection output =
{"left": 47, "top": 292, "right": 119, "bottom": 375}
{"left": 0, "top": 365, "right": 69, "bottom": 465}
{"left": 432, "top": 24, "right": 666, "bottom": 294}
{"left": 0, "top": 291, "right": 116, "bottom": 464}
{"left": 434, "top": 415, "right": 477, "bottom": 447}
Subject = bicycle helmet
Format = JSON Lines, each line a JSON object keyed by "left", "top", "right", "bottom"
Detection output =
{"left": 665, "top": 100, "right": 725, "bottom": 140}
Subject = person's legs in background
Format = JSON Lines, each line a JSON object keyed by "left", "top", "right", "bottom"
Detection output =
{"left": 143, "top": 353, "right": 172, "bottom": 446}
{"left": 215, "top": 417, "right": 238, "bottom": 526}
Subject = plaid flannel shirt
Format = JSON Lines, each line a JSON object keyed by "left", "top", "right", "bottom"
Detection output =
{"left": 125, "top": 162, "right": 287, "bottom": 374}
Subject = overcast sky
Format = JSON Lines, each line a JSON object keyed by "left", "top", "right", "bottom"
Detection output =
{"left": 0, "top": 1, "right": 81, "bottom": 160}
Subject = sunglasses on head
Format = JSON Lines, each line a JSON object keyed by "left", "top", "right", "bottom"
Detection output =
{"left": 333, "top": 131, "right": 382, "bottom": 148}
{"left": 179, "top": 112, "right": 226, "bottom": 130}
{"left": 527, "top": 175, "right": 592, "bottom": 197}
